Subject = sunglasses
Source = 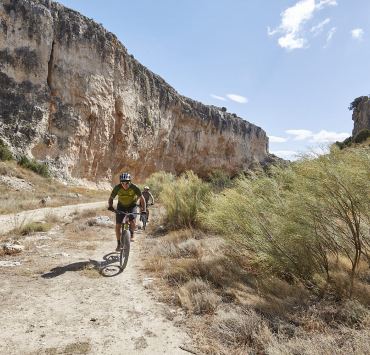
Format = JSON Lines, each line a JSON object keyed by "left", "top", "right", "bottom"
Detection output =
{"left": 121, "top": 181, "right": 130, "bottom": 185}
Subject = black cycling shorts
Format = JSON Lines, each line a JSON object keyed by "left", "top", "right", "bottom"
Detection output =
{"left": 116, "top": 205, "right": 137, "bottom": 224}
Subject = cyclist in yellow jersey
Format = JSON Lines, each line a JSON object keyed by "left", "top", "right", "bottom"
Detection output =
{"left": 108, "top": 172, "right": 146, "bottom": 250}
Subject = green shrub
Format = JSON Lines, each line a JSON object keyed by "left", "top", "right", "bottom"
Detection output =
{"left": 335, "top": 136, "right": 352, "bottom": 150}
{"left": 207, "top": 169, "right": 233, "bottom": 192}
{"left": 18, "top": 155, "right": 50, "bottom": 177}
{"left": 160, "top": 171, "right": 211, "bottom": 229}
{"left": 353, "top": 129, "right": 370, "bottom": 144}
{"left": 144, "top": 171, "right": 175, "bottom": 199}
{"left": 0, "top": 139, "right": 13, "bottom": 161}
{"left": 18, "top": 221, "right": 51, "bottom": 235}
{"left": 200, "top": 148, "right": 370, "bottom": 295}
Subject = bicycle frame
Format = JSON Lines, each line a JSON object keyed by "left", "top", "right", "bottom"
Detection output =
{"left": 112, "top": 210, "right": 142, "bottom": 270}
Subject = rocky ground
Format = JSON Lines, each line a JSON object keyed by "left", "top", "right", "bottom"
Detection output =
{"left": 0, "top": 206, "right": 190, "bottom": 355}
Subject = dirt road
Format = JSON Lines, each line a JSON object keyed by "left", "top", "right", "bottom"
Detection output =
{"left": 0, "top": 207, "right": 190, "bottom": 354}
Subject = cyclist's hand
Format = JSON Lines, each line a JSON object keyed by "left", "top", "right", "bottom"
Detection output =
{"left": 107, "top": 206, "right": 115, "bottom": 212}
{"left": 141, "top": 210, "right": 147, "bottom": 214}
{"left": 150, "top": 203, "right": 154, "bottom": 206}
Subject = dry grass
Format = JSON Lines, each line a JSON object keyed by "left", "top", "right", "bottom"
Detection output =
{"left": 212, "top": 307, "right": 271, "bottom": 350}
{"left": 142, "top": 226, "right": 370, "bottom": 355}
{"left": 72, "top": 208, "right": 100, "bottom": 220}
{"left": 44, "top": 211, "right": 61, "bottom": 224}
{"left": 0, "top": 160, "right": 107, "bottom": 215}
{"left": 177, "top": 278, "right": 221, "bottom": 314}
{"left": 11, "top": 221, "right": 52, "bottom": 236}
{"left": 266, "top": 327, "right": 370, "bottom": 355}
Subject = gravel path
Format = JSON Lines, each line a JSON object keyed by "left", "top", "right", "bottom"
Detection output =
{"left": 0, "top": 206, "right": 190, "bottom": 354}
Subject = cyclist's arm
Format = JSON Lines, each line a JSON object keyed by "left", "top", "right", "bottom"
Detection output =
{"left": 108, "top": 185, "right": 120, "bottom": 208}
{"left": 139, "top": 195, "right": 147, "bottom": 212}
{"left": 131, "top": 184, "right": 146, "bottom": 212}
{"left": 149, "top": 192, "right": 154, "bottom": 205}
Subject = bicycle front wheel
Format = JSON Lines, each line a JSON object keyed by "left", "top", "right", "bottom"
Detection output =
{"left": 120, "top": 230, "right": 130, "bottom": 270}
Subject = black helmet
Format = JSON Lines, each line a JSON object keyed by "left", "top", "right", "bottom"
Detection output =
{"left": 119, "top": 172, "right": 131, "bottom": 182}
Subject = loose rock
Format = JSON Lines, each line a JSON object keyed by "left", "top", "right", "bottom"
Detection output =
{"left": 2, "top": 242, "right": 24, "bottom": 255}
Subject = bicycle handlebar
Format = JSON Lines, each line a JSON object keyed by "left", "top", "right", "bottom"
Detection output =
{"left": 109, "top": 209, "right": 146, "bottom": 215}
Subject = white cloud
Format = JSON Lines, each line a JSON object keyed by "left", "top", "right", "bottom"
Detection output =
{"left": 226, "top": 94, "right": 248, "bottom": 104}
{"left": 271, "top": 150, "right": 298, "bottom": 160}
{"left": 316, "top": 0, "right": 337, "bottom": 10}
{"left": 310, "top": 18, "right": 330, "bottom": 36}
{"left": 324, "top": 26, "right": 336, "bottom": 47}
{"left": 351, "top": 28, "right": 364, "bottom": 40}
{"left": 268, "top": 0, "right": 337, "bottom": 50}
{"left": 210, "top": 94, "right": 226, "bottom": 101}
{"left": 310, "top": 130, "right": 349, "bottom": 142}
{"left": 269, "top": 135, "right": 288, "bottom": 143}
{"left": 285, "top": 129, "right": 350, "bottom": 142}
{"left": 286, "top": 129, "right": 313, "bottom": 140}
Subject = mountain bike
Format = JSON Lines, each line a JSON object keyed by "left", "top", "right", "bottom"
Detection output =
{"left": 140, "top": 203, "right": 153, "bottom": 231}
{"left": 111, "top": 210, "right": 143, "bottom": 270}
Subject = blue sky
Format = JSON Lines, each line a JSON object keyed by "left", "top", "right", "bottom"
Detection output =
{"left": 57, "top": 0, "right": 370, "bottom": 160}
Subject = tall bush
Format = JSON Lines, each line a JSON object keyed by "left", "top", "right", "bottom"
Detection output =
{"left": 200, "top": 148, "right": 370, "bottom": 294}
{"left": 144, "top": 171, "right": 175, "bottom": 199}
{"left": 160, "top": 171, "right": 211, "bottom": 229}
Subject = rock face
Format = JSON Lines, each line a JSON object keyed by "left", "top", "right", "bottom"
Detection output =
{"left": 0, "top": 0, "right": 269, "bottom": 184}
{"left": 352, "top": 97, "right": 370, "bottom": 137}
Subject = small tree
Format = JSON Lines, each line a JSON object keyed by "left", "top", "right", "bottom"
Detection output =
{"left": 0, "top": 139, "right": 13, "bottom": 161}
{"left": 348, "top": 96, "right": 369, "bottom": 111}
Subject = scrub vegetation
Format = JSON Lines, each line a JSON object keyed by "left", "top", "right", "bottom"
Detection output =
{"left": 144, "top": 146, "right": 370, "bottom": 354}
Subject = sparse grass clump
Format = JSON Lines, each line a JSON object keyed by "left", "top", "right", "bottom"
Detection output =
{"left": 17, "top": 155, "right": 50, "bottom": 177}
{"left": 212, "top": 307, "right": 270, "bottom": 349}
{"left": 17, "top": 221, "right": 52, "bottom": 235}
{"left": 177, "top": 278, "right": 221, "bottom": 314}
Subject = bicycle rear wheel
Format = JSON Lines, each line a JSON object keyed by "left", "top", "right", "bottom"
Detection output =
{"left": 120, "top": 230, "right": 130, "bottom": 269}
{"left": 141, "top": 214, "right": 147, "bottom": 230}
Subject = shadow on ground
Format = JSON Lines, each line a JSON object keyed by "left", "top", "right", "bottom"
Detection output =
{"left": 41, "top": 252, "right": 123, "bottom": 278}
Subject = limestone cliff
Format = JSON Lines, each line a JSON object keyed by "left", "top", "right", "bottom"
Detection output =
{"left": 351, "top": 96, "right": 370, "bottom": 137}
{"left": 0, "top": 0, "right": 269, "bottom": 184}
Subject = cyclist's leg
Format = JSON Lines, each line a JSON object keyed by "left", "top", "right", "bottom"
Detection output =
{"left": 115, "top": 208, "right": 124, "bottom": 250}
{"left": 146, "top": 208, "right": 150, "bottom": 222}
{"left": 115, "top": 224, "right": 122, "bottom": 250}
{"left": 129, "top": 220, "right": 135, "bottom": 240}
{"left": 128, "top": 206, "right": 137, "bottom": 240}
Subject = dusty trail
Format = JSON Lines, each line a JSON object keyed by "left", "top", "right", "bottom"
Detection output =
{"left": 0, "top": 207, "right": 190, "bottom": 354}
